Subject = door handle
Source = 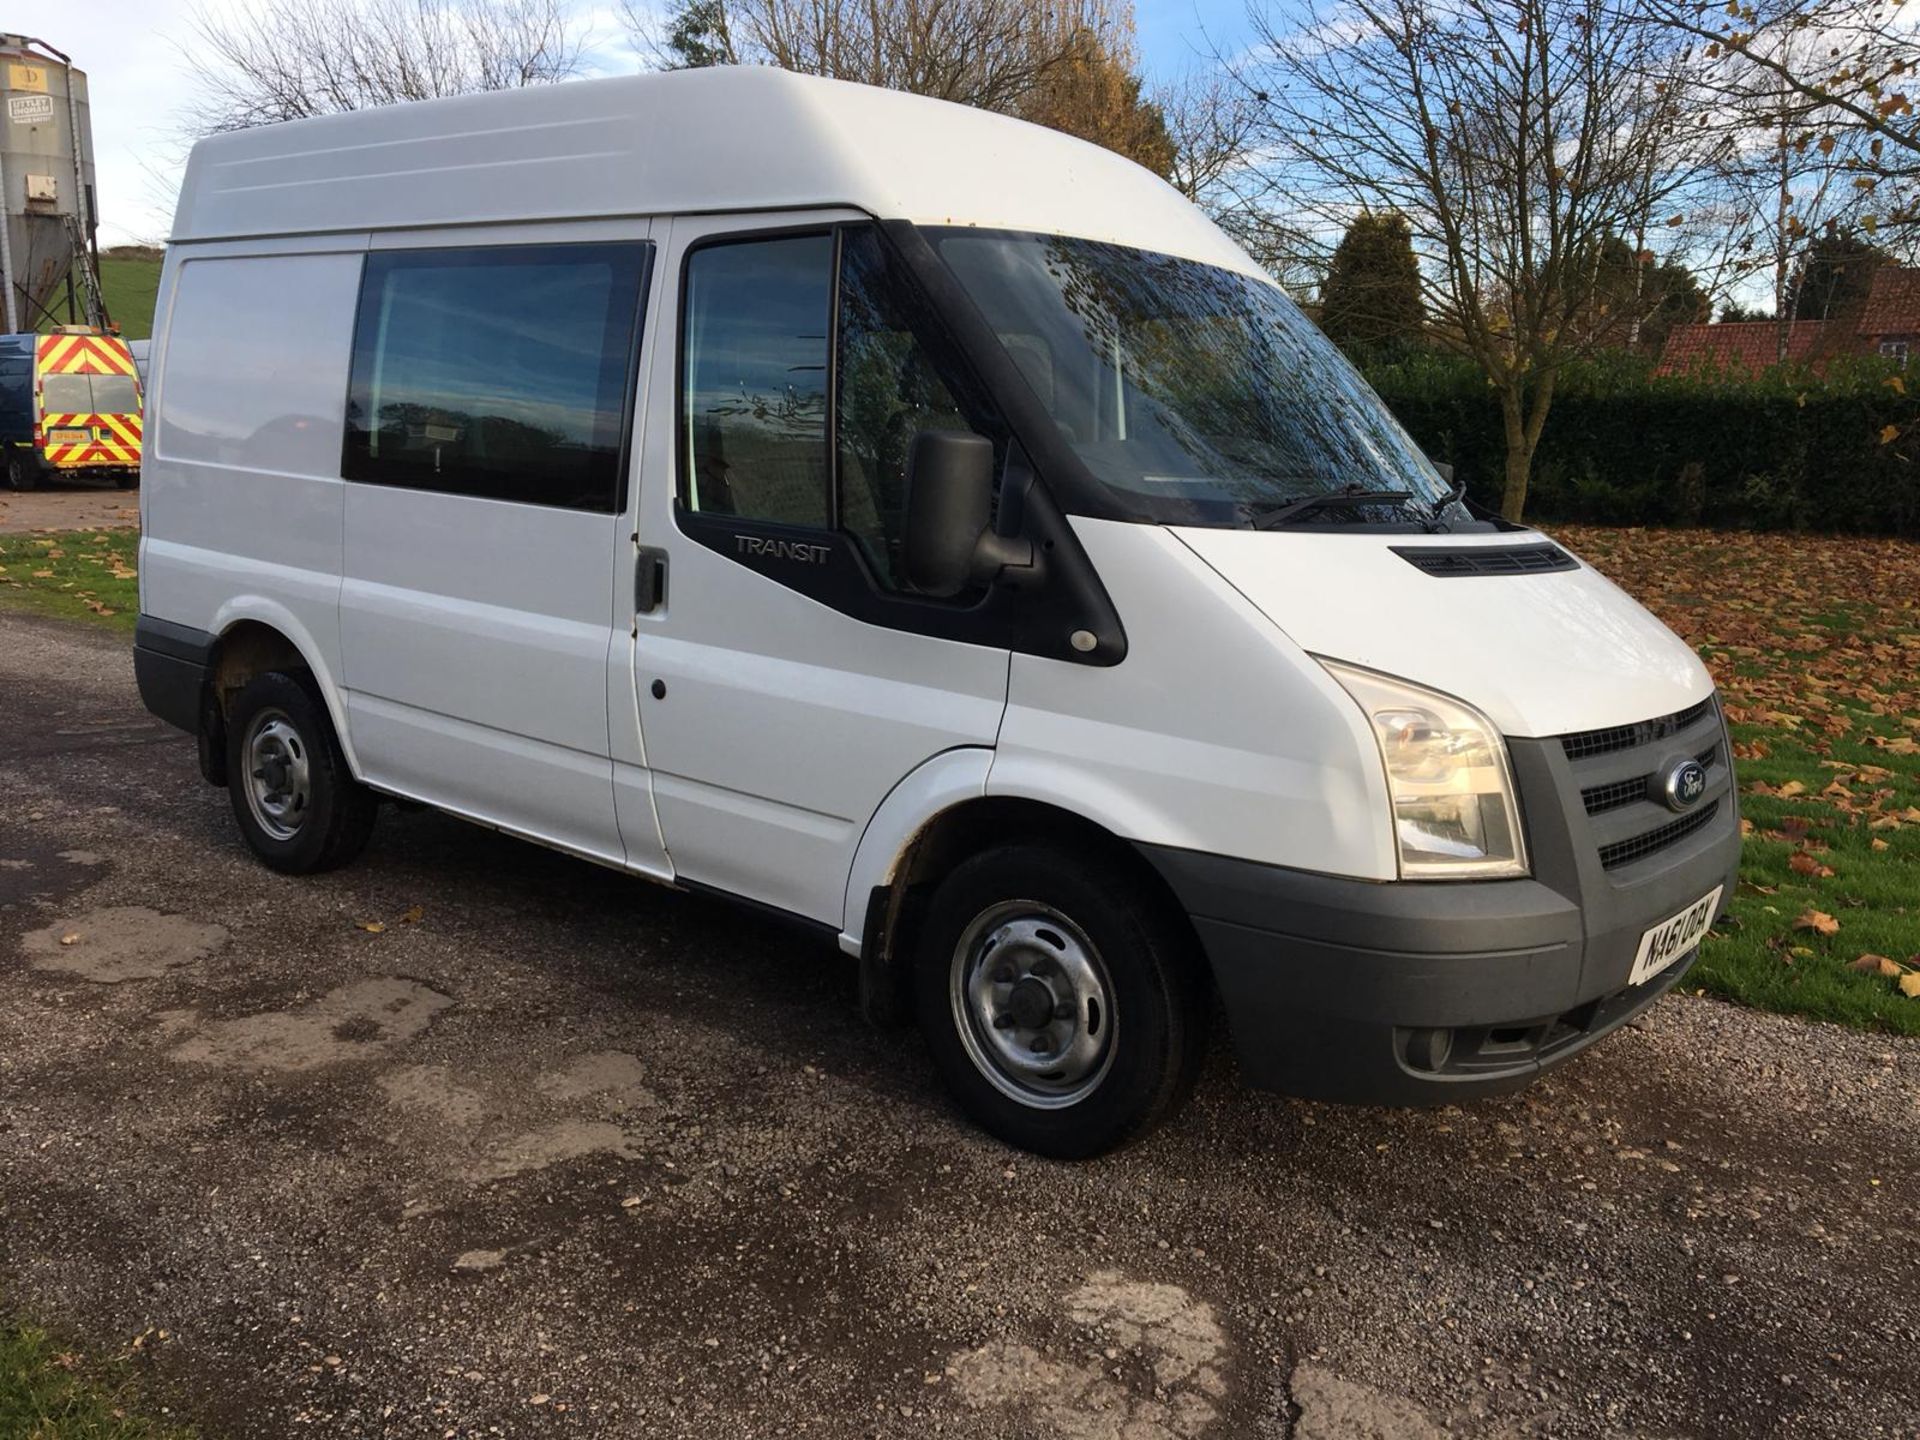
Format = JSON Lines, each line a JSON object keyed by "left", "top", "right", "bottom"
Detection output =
{"left": 635, "top": 546, "right": 668, "bottom": 614}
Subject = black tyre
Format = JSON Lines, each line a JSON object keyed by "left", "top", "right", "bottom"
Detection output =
{"left": 914, "top": 843, "right": 1207, "bottom": 1158}
{"left": 224, "top": 671, "right": 376, "bottom": 874}
{"left": 5, "top": 453, "right": 36, "bottom": 492}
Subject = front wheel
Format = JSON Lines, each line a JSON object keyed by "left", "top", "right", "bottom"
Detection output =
{"left": 5, "top": 453, "right": 37, "bottom": 492}
{"left": 914, "top": 844, "right": 1207, "bottom": 1158}
{"left": 224, "top": 671, "right": 377, "bottom": 874}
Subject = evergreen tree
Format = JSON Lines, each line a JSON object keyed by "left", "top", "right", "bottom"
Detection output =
{"left": 1319, "top": 211, "right": 1425, "bottom": 357}
{"left": 1018, "top": 27, "right": 1175, "bottom": 177}
{"left": 662, "top": 0, "right": 737, "bottom": 68}
{"left": 1790, "top": 230, "right": 1888, "bottom": 322}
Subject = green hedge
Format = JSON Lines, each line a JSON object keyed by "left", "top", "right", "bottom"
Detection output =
{"left": 1363, "top": 350, "right": 1920, "bottom": 534}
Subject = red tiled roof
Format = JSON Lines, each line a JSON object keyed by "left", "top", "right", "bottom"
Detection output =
{"left": 1858, "top": 266, "right": 1920, "bottom": 339}
{"left": 1657, "top": 319, "right": 1839, "bottom": 375}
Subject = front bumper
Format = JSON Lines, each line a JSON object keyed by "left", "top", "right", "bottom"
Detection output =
{"left": 1141, "top": 727, "right": 1743, "bottom": 1105}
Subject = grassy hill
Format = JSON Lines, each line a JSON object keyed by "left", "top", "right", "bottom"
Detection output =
{"left": 34, "top": 247, "right": 163, "bottom": 340}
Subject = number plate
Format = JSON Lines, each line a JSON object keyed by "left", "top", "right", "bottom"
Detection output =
{"left": 1629, "top": 885, "right": 1722, "bottom": 987}
{"left": 49, "top": 428, "right": 89, "bottom": 445}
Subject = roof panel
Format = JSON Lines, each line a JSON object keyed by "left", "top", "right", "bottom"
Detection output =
{"left": 171, "top": 68, "right": 1261, "bottom": 277}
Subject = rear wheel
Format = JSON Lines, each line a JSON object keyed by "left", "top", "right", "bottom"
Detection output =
{"left": 914, "top": 843, "right": 1206, "bottom": 1158}
{"left": 5, "top": 453, "right": 36, "bottom": 492}
{"left": 224, "top": 671, "right": 376, "bottom": 874}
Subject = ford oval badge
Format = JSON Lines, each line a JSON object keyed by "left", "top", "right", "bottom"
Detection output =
{"left": 1663, "top": 759, "right": 1708, "bottom": 812}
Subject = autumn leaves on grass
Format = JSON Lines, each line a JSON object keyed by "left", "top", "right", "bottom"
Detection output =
{"left": 0, "top": 528, "right": 139, "bottom": 626}
{"left": 1560, "top": 525, "right": 1920, "bottom": 1032}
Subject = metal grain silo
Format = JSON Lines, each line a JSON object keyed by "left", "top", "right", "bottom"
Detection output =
{"left": 0, "top": 35, "right": 98, "bottom": 334}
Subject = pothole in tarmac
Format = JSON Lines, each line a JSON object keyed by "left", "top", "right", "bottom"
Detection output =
{"left": 950, "top": 1270, "right": 1228, "bottom": 1440}
{"left": 21, "top": 906, "right": 228, "bottom": 983}
{"left": 169, "top": 977, "right": 454, "bottom": 1071}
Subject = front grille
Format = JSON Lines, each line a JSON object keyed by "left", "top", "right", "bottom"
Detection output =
{"left": 1561, "top": 697, "right": 1716, "bottom": 762}
{"left": 1392, "top": 543, "right": 1578, "bottom": 577}
{"left": 1555, "top": 697, "right": 1728, "bottom": 874}
{"left": 1597, "top": 801, "right": 1720, "bottom": 870}
{"left": 1580, "top": 742, "right": 1719, "bottom": 816}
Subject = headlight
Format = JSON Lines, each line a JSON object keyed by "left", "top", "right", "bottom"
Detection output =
{"left": 1321, "top": 660, "right": 1528, "bottom": 879}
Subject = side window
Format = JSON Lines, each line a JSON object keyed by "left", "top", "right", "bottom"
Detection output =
{"left": 680, "top": 235, "right": 832, "bottom": 528}
{"left": 836, "top": 227, "right": 972, "bottom": 585}
{"left": 343, "top": 242, "right": 649, "bottom": 513}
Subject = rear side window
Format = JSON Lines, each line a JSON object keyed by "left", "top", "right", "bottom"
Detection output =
{"left": 344, "top": 242, "right": 650, "bottom": 513}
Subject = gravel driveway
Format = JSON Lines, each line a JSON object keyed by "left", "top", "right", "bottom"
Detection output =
{"left": 0, "top": 483, "right": 140, "bottom": 534}
{"left": 1, "top": 609, "right": 1915, "bottom": 1439}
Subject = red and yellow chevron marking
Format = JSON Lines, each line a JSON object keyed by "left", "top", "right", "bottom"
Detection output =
{"left": 41, "top": 411, "right": 143, "bottom": 469}
{"left": 36, "top": 331, "right": 139, "bottom": 377}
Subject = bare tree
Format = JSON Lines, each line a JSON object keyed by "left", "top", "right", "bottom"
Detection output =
{"left": 183, "top": 0, "right": 588, "bottom": 132}
{"left": 632, "top": 0, "right": 1137, "bottom": 112}
{"left": 1245, "top": 0, "right": 1713, "bottom": 518}
{"left": 1157, "top": 69, "right": 1320, "bottom": 294}
{"left": 1637, "top": 0, "right": 1920, "bottom": 233}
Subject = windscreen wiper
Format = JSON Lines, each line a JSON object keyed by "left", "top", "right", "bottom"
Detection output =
{"left": 1250, "top": 487, "right": 1416, "bottom": 531}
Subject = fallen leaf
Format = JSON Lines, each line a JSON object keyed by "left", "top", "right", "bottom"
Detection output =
{"left": 1777, "top": 780, "right": 1807, "bottom": 798}
{"left": 1793, "top": 910, "right": 1840, "bottom": 936}
{"left": 1901, "top": 973, "right": 1920, "bottom": 999}
{"left": 1850, "top": 954, "right": 1903, "bottom": 978}
{"left": 59, "top": 932, "right": 80, "bottom": 947}
{"left": 399, "top": 904, "right": 424, "bottom": 925}
{"left": 1872, "top": 837, "right": 1890, "bottom": 852}
{"left": 357, "top": 920, "right": 386, "bottom": 934}
{"left": 1788, "top": 851, "right": 1835, "bottom": 879}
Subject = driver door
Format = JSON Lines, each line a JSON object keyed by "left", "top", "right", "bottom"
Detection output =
{"left": 622, "top": 213, "right": 1013, "bottom": 926}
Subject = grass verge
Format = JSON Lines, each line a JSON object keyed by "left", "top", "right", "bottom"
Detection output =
{"left": 0, "top": 530, "right": 138, "bottom": 632}
{"left": 1560, "top": 525, "right": 1920, "bottom": 1037}
{"left": 0, "top": 1312, "right": 194, "bottom": 1439}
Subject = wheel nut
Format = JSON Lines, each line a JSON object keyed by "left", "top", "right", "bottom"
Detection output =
{"left": 992, "top": 1012, "right": 1014, "bottom": 1030}
{"left": 1028, "top": 1036, "right": 1049, "bottom": 1054}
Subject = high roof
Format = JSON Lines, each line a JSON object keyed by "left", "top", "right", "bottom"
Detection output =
{"left": 171, "top": 67, "right": 1261, "bottom": 278}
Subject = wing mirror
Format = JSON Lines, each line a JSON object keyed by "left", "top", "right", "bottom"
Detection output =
{"left": 902, "top": 430, "right": 1040, "bottom": 598}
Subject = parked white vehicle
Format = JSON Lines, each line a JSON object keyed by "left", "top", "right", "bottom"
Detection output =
{"left": 135, "top": 68, "right": 1738, "bottom": 1156}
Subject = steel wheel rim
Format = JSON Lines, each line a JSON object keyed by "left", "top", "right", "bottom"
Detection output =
{"left": 949, "top": 900, "right": 1116, "bottom": 1110}
{"left": 243, "top": 709, "right": 311, "bottom": 842}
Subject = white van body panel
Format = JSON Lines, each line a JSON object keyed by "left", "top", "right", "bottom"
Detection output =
{"left": 991, "top": 519, "right": 1399, "bottom": 881}
{"left": 167, "top": 69, "right": 1260, "bottom": 280}
{"left": 837, "top": 747, "right": 996, "bottom": 954}
{"left": 1172, "top": 529, "right": 1714, "bottom": 739}
{"left": 338, "top": 487, "right": 633, "bottom": 866}
{"left": 141, "top": 246, "right": 364, "bottom": 764}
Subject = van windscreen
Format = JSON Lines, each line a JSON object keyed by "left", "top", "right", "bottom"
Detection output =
{"left": 935, "top": 231, "right": 1452, "bottom": 528}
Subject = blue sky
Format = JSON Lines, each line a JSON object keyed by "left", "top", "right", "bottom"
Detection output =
{"left": 1136, "top": 0, "right": 1251, "bottom": 82}
{"left": 16, "top": 0, "right": 1250, "bottom": 245}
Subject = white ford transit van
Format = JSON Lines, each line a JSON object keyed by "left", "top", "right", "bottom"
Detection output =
{"left": 134, "top": 69, "right": 1738, "bottom": 1156}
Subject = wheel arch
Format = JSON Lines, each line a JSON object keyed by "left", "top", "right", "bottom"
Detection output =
{"left": 852, "top": 791, "right": 1207, "bottom": 1028}
{"left": 200, "top": 604, "right": 359, "bottom": 782}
